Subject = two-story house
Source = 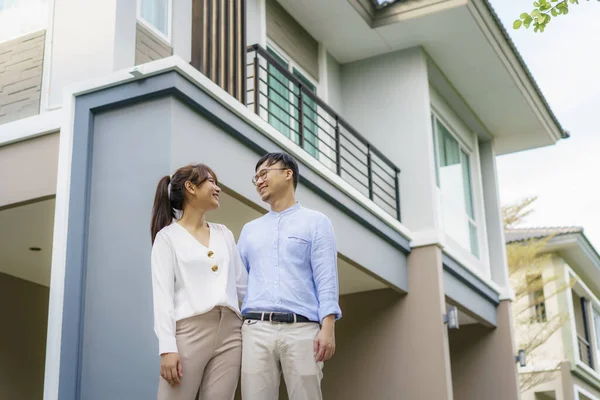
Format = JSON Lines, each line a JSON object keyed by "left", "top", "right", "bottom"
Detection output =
{"left": 507, "top": 228, "right": 600, "bottom": 400}
{"left": 0, "top": 0, "right": 568, "bottom": 399}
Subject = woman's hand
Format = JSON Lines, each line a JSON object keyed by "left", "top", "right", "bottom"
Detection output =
{"left": 160, "top": 353, "right": 183, "bottom": 385}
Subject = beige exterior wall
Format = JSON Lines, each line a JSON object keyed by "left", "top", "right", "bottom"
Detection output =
{"left": 513, "top": 255, "right": 568, "bottom": 372}
{"left": 135, "top": 22, "right": 173, "bottom": 66}
{"left": 0, "top": 133, "right": 59, "bottom": 208}
{"left": 449, "top": 300, "right": 520, "bottom": 400}
{"left": 0, "top": 30, "right": 45, "bottom": 125}
{"left": 321, "top": 245, "right": 454, "bottom": 399}
{"left": 0, "top": 272, "right": 49, "bottom": 400}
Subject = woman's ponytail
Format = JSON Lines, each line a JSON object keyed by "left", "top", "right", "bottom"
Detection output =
{"left": 150, "top": 175, "right": 173, "bottom": 244}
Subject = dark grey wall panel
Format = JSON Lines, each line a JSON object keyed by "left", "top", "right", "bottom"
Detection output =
{"left": 79, "top": 98, "right": 172, "bottom": 400}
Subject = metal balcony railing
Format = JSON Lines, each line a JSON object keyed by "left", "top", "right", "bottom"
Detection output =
{"left": 578, "top": 334, "right": 594, "bottom": 369}
{"left": 246, "top": 44, "right": 401, "bottom": 221}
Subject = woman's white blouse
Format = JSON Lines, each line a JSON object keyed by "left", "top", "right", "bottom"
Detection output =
{"left": 151, "top": 222, "right": 248, "bottom": 355}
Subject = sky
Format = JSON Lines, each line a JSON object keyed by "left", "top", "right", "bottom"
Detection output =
{"left": 488, "top": 0, "right": 600, "bottom": 248}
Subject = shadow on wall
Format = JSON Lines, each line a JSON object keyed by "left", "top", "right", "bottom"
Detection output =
{"left": 0, "top": 272, "right": 49, "bottom": 400}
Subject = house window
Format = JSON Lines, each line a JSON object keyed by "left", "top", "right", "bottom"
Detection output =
{"left": 432, "top": 114, "right": 479, "bottom": 258}
{"left": 266, "top": 44, "right": 319, "bottom": 159}
{"left": 593, "top": 308, "right": 600, "bottom": 363}
{"left": 527, "top": 274, "right": 547, "bottom": 323}
{"left": 138, "top": 0, "right": 171, "bottom": 41}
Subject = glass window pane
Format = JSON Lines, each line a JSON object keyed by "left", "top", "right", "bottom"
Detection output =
{"left": 469, "top": 222, "right": 479, "bottom": 259}
{"left": 594, "top": 309, "right": 600, "bottom": 353}
{"left": 292, "top": 68, "right": 318, "bottom": 159}
{"left": 432, "top": 115, "right": 440, "bottom": 187}
{"left": 461, "top": 149, "right": 475, "bottom": 219}
{"left": 267, "top": 47, "right": 292, "bottom": 140}
{"left": 140, "top": 0, "right": 169, "bottom": 36}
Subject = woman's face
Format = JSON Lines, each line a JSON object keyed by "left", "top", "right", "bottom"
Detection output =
{"left": 185, "top": 176, "right": 221, "bottom": 211}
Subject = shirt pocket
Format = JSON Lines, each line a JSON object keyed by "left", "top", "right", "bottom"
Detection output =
{"left": 285, "top": 236, "right": 310, "bottom": 265}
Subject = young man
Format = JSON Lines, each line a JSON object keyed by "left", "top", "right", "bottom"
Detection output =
{"left": 237, "top": 152, "right": 342, "bottom": 400}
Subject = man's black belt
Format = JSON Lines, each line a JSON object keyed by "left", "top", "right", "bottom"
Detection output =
{"left": 243, "top": 312, "right": 315, "bottom": 324}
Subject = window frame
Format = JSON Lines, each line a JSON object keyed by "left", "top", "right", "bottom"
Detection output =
{"left": 136, "top": 0, "right": 173, "bottom": 44}
{"left": 526, "top": 274, "right": 547, "bottom": 323}
{"left": 431, "top": 110, "right": 480, "bottom": 258}
{"left": 265, "top": 40, "right": 320, "bottom": 159}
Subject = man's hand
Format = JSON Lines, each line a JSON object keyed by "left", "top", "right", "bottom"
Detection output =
{"left": 314, "top": 315, "right": 336, "bottom": 362}
{"left": 160, "top": 352, "right": 183, "bottom": 386}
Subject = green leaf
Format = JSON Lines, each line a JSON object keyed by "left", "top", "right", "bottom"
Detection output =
{"left": 551, "top": 8, "right": 558, "bottom": 15}
{"left": 514, "top": 19, "right": 523, "bottom": 29}
{"left": 531, "top": 9, "right": 542, "bottom": 17}
{"left": 524, "top": 17, "right": 533, "bottom": 27}
{"left": 521, "top": 12, "right": 530, "bottom": 18}
{"left": 534, "top": 1, "right": 540, "bottom": 6}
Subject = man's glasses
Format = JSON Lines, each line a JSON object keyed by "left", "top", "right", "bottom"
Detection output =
{"left": 252, "top": 168, "right": 288, "bottom": 186}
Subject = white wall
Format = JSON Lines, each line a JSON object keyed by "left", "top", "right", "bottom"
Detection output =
{"left": 45, "top": 0, "right": 136, "bottom": 108}
{"left": 247, "top": 0, "right": 266, "bottom": 48}
{"left": 480, "top": 139, "right": 510, "bottom": 288}
{"left": 171, "top": 0, "right": 192, "bottom": 63}
{"left": 340, "top": 47, "right": 439, "bottom": 236}
{"left": 326, "top": 51, "right": 343, "bottom": 114}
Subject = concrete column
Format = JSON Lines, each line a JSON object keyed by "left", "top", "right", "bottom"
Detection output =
{"left": 322, "top": 245, "right": 453, "bottom": 400}
{"left": 172, "top": 0, "right": 192, "bottom": 63}
{"left": 246, "top": 0, "right": 266, "bottom": 48}
{"left": 449, "top": 300, "right": 520, "bottom": 400}
{"left": 479, "top": 140, "right": 510, "bottom": 290}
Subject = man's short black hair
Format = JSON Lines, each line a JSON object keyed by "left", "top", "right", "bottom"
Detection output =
{"left": 256, "top": 152, "right": 299, "bottom": 189}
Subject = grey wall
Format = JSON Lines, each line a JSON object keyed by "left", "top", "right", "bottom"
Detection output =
{"left": 135, "top": 22, "right": 173, "bottom": 65}
{"left": 79, "top": 98, "right": 172, "bottom": 400}
{"left": 326, "top": 51, "right": 343, "bottom": 114}
{"left": 0, "top": 272, "right": 49, "bottom": 400}
{"left": 341, "top": 47, "right": 438, "bottom": 233}
{"left": 0, "top": 30, "right": 45, "bottom": 125}
{"left": 75, "top": 91, "right": 407, "bottom": 399}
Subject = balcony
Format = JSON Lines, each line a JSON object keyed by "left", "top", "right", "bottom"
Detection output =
{"left": 246, "top": 44, "right": 401, "bottom": 221}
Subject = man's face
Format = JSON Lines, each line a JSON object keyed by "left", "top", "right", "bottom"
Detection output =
{"left": 253, "top": 161, "right": 291, "bottom": 203}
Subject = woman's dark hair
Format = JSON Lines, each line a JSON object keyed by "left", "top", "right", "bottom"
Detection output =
{"left": 150, "top": 164, "right": 217, "bottom": 244}
{"left": 255, "top": 152, "right": 299, "bottom": 189}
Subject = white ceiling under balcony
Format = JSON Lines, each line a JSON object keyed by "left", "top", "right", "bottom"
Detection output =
{"left": 0, "top": 191, "right": 386, "bottom": 295}
{"left": 276, "top": 0, "right": 564, "bottom": 155}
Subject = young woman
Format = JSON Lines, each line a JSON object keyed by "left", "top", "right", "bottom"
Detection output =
{"left": 150, "top": 163, "right": 247, "bottom": 400}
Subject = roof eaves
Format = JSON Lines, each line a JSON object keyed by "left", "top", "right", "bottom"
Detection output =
{"left": 480, "top": 0, "right": 569, "bottom": 139}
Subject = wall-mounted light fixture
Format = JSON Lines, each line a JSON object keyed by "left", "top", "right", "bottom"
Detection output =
{"left": 443, "top": 306, "right": 459, "bottom": 330}
{"left": 515, "top": 349, "right": 526, "bottom": 367}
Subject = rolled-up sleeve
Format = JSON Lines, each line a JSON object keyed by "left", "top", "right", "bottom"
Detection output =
{"left": 151, "top": 233, "right": 178, "bottom": 355}
{"left": 311, "top": 216, "right": 342, "bottom": 322}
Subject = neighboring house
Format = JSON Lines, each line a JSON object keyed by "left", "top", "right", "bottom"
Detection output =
{"left": 0, "top": 0, "right": 568, "bottom": 399}
{"left": 507, "top": 227, "right": 600, "bottom": 400}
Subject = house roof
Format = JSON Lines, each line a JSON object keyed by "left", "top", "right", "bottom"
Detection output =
{"left": 505, "top": 226, "right": 583, "bottom": 243}
{"left": 481, "top": 0, "right": 568, "bottom": 140}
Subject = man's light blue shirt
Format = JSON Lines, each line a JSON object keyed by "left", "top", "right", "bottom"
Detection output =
{"left": 237, "top": 203, "right": 342, "bottom": 323}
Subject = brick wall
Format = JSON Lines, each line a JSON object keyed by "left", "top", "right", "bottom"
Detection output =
{"left": 135, "top": 22, "right": 172, "bottom": 65}
{"left": 0, "top": 30, "right": 45, "bottom": 125}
